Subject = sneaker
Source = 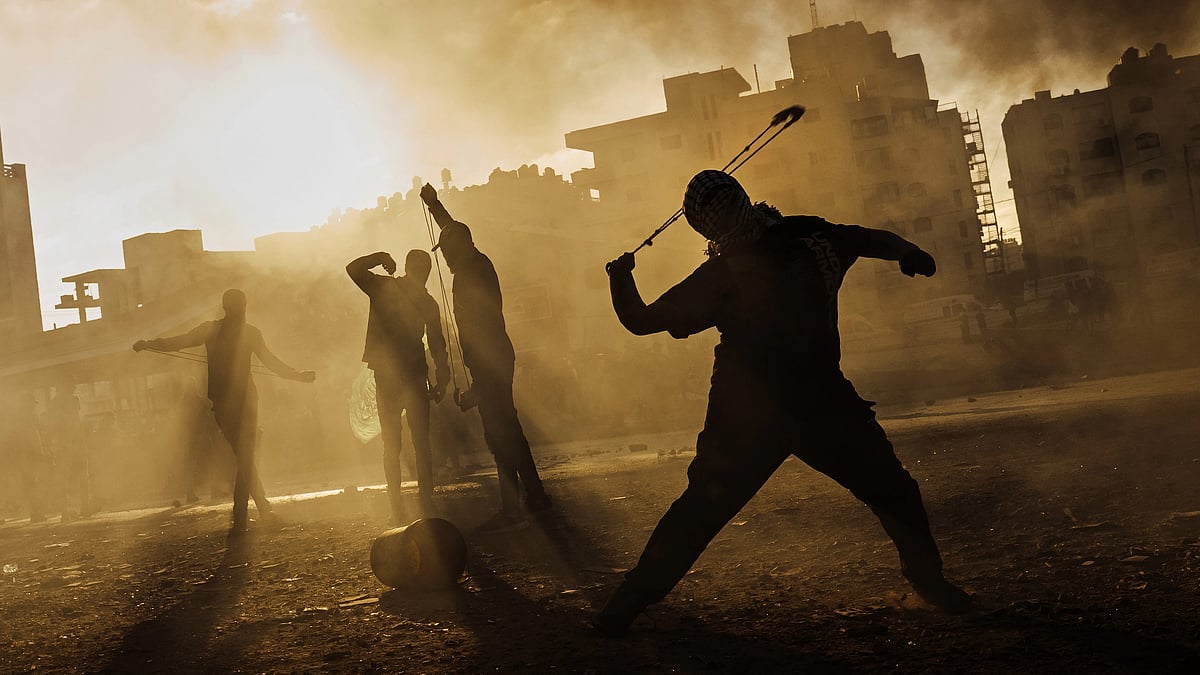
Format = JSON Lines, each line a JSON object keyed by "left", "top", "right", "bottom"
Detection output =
{"left": 473, "top": 511, "right": 529, "bottom": 535}
{"left": 909, "top": 576, "right": 974, "bottom": 614}
{"left": 592, "top": 583, "right": 652, "bottom": 637}
{"left": 524, "top": 493, "right": 554, "bottom": 515}
{"left": 258, "top": 511, "right": 285, "bottom": 530}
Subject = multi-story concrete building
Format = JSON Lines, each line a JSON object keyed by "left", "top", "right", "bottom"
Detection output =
{"left": 566, "top": 21, "right": 991, "bottom": 320}
{"left": 1003, "top": 43, "right": 1200, "bottom": 291}
{"left": 0, "top": 128, "right": 43, "bottom": 344}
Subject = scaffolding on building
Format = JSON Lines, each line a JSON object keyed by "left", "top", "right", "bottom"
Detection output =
{"left": 961, "top": 110, "right": 1004, "bottom": 278}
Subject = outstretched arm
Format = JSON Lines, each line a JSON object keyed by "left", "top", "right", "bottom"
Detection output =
{"left": 859, "top": 228, "right": 936, "bottom": 277}
{"left": 346, "top": 252, "right": 396, "bottom": 293}
{"left": 606, "top": 253, "right": 672, "bottom": 336}
{"left": 252, "top": 331, "right": 316, "bottom": 383}
{"left": 133, "top": 322, "right": 211, "bottom": 353}
{"left": 419, "top": 183, "right": 456, "bottom": 230}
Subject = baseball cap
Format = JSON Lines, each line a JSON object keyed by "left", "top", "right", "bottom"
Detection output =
{"left": 432, "top": 221, "right": 473, "bottom": 252}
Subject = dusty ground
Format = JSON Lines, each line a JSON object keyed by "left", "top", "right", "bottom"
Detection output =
{"left": 3, "top": 368, "right": 1200, "bottom": 673}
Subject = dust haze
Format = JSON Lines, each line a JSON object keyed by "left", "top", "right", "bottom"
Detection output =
{"left": 3, "top": 2, "right": 1200, "bottom": 670}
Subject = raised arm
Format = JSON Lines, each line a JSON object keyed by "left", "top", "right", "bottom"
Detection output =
{"left": 133, "top": 322, "right": 211, "bottom": 353}
{"left": 605, "top": 253, "right": 675, "bottom": 336}
{"left": 346, "top": 251, "right": 396, "bottom": 293}
{"left": 251, "top": 329, "right": 315, "bottom": 383}
{"left": 858, "top": 228, "right": 937, "bottom": 277}
{"left": 419, "top": 183, "right": 457, "bottom": 230}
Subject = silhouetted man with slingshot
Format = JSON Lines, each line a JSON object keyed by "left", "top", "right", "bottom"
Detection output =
{"left": 593, "top": 106, "right": 972, "bottom": 636}
{"left": 420, "top": 183, "right": 552, "bottom": 534}
{"left": 133, "top": 289, "right": 316, "bottom": 537}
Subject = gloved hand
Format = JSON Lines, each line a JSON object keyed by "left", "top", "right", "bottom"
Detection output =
{"left": 899, "top": 249, "right": 936, "bottom": 277}
{"left": 605, "top": 252, "right": 635, "bottom": 277}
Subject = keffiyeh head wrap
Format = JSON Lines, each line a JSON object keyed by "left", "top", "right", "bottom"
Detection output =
{"left": 683, "top": 170, "right": 763, "bottom": 252}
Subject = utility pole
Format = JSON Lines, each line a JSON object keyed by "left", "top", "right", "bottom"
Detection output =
{"left": 810, "top": 0, "right": 820, "bottom": 30}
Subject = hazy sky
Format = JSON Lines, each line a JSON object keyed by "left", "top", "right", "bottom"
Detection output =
{"left": 1, "top": 0, "right": 1196, "bottom": 328}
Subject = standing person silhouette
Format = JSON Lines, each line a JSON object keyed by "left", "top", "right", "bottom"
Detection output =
{"left": 347, "top": 249, "right": 449, "bottom": 522}
{"left": 48, "top": 374, "right": 94, "bottom": 521}
{"left": 134, "top": 289, "right": 316, "bottom": 537}
{"left": 420, "top": 183, "right": 552, "bottom": 533}
{"left": 595, "top": 170, "right": 972, "bottom": 636}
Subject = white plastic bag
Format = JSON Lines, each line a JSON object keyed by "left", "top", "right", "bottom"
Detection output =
{"left": 349, "top": 366, "right": 381, "bottom": 443}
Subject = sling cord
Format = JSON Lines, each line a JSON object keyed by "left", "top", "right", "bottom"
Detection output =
{"left": 421, "top": 200, "right": 472, "bottom": 392}
{"left": 142, "top": 348, "right": 283, "bottom": 378}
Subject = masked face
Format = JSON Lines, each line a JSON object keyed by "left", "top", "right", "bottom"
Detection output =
{"left": 683, "top": 170, "right": 759, "bottom": 252}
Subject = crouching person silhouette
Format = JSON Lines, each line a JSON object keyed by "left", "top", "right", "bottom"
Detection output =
{"left": 595, "top": 170, "right": 972, "bottom": 636}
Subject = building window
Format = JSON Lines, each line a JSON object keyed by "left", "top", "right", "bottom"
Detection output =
{"left": 1078, "top": 137, "right": 1116, "bottom": 160}
{"left": 1191, "top": 124, "right": 1200, "bottom": 142}
{"left": 1082, "top": 171, "right": 1125, "bottom": 198}
{"left": 706, "top": 131, "right": 723, "bottom": 161}
{"left": 855, "top": 146, "right": 893, "bottom": 171}
{"left": 1135, "top": 132, "right": 1160, "bottom": 150}
{"left": 906, "top": 182, "right": 927, "bottom": 198}
{"left": 1141, "top": 169, "right": 1167, "bottom": 186}
{"left": 963, "top": 252, "right": 975, "bottom": 269}
{"left": 913, "top": 217, "right": 933, "bottom": 233}
{"left": 958, "top": 220, "right": 970, "bottom": 239}
{"left": 862, "top": 182, "right": 900, "bottom": 206}
{"left": 953, "top": 190, "right": 964, "bottom": 208}
{"left": 809, "top": 150, "right": 827, "bottom": 166}
{"left": 1149, "top": 205, "right": 1172, "bottom": 223}
{"left": 1051, "top": 184, "right": 1077, "bottom": 208}
{"left": 1047, "top": 148, "right": 1070, "bottom": 168}
{"left": 660, "top": 135, "right": 682, "bottom": 151}
{"left": 851, "top": 115, "right": 889, "bottom": 138}
{"left": 1043, "top": 113, "right": 1063, "bottom": 131}
{"left": 947, "top": 158, "right": 957, "bottom": 175}
{"left": 1072, "top": 102, "right": 1109, "bottom": 127}
{"left": 1128, "top": 96, "right": 1153, "bottom": 113}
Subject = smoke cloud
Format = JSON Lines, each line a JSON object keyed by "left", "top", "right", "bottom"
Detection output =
{"left": 2, "top": 0, "right": 1198, "bottom": 327}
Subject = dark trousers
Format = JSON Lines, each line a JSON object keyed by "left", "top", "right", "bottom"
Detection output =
{"left": 624, "top": 400, "right": 944, "bottom": 603}
{"left": 213, "top": 396, "right": 270, "bottom": 528}
{"left": 17, "top": 450, "right": 44, "bottom": 520}
{"left": 472, "top": 361, "right": 545, "bottom": 515}
{"left": 373, "top": 364, "right": 434, "bottom": 518}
